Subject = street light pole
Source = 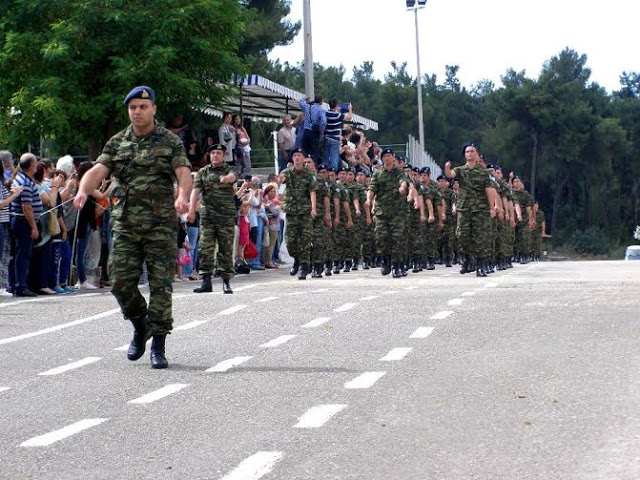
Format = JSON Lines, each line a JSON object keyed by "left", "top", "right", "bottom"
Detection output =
{"left": 414, "top": 7, "right": 425, "bottom": 151}
{"left": 303, "top": 0, "right": 314, "bottom": 99}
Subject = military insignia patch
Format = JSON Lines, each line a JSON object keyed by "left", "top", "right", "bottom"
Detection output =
{"left": 141, "top": 89, "right": 150, "bottom": 98}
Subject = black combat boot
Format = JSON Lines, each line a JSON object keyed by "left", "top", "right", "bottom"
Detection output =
{"left": 460, "top": 255, "right": 469, "bottom": 274}
{"left": 487, "top": 260, "right": 495, "bottom": 274}
{"left": 351, "top": 258, "right": 359, "bottom": 271}
{"left": 343, "top": 259, "right": 352, "bottom": 272}
{"left": 311, "top": 263, "right": 323, "bottom": 278}
{"left": 362, "top": 258, "right": 370, "bottom": 270}
{"left": 298, "top": 264, "right": 309, "bottom": 280}
{"left": 411, "top": 258, "right": 420, "bottom": 273}
{"left": 507, "top": 257, "right": 513, "bottom": 268}
{"left": 426, "top": 257, "right": 435, "bottom": 270}
{"left": 193, "top": 273, "right": 212, "bottom": 293}
{"left": 476, "top": 258, "right": 487, "bottom": 277}
{"left": 381, "top": 256, "right": 391, "bottom": 276}
{"left": 150, "top": 335, "right": 168, "bottom": 369}
{"left": 333, "top": 260, "right": 341, "bottom": 274}
{"left": 222, "top": 279, "right": 233, "bottom": 294}
{"left": 324, "top": 260, "right": 333, "bottom": 276}
{"left": 445, "top": 257, "right": 452, "bottom": 267}
{"left": 127, "top": 317, "right": 148, "bottom": 361}
{"left": 290, "top": 257, "right": 300, "bottom": 276}
{"left": 392, "top": 262, "right": 403, "bottom": 278}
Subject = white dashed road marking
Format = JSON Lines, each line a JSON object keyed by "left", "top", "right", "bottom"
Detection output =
{"left": 255, "top": 296, "right": 280, "bottom": 303}
{"left": 447, "top": 298, "right": 464, "bottom": 306}
{"left": 461, "top": 291, "right": 476, "bottom": 297}
{"left": 207, "top": 356, "right": 253, "bottom": 373}
{"left": 360, "top": 295, "right": 380, "bottom": 301}
{"left": 128, "top": 384, "right": 189, "bottom": 405}
{"left": 409, "top": 327, "right": 434, "bottom": 339}
{"left": 344, "top": 371, "right": 386, "bottom": 389}
{"left": 20, "top": 418, "right": 108, "bottom": 447}
{"left": 0, "top": 308, "right": 121, "bottom": 346}
{"left": 219, "top": 451, "right": 285, "bottom": 480}
{"left": 38, "top": 357, "right": 102, "bottom": 376}
{"left": 485, "top": 282, "right": 499, "bottom": 288}
{"left": 218, "top": 305, "right": 247, "bottom": 316}
{"left": 301, "top": 317, "right": 331, "bottom": 328}
{"left": 293, "top": 404, "right": 348, "bottom": 428}
{"left": 430, "top": 311, "right": 454, "bottom": 320}
{"left": 174, "top": 320, "right": 209, "bottom": 331}
{"left": 380, "top": 347, "right": 413, "bottom": 361}
{"left": 334, "top": 302, "right": 358, "bottom": 312}
{"left": 404, "top": 286, "right": 418, "bottom": 290}
{"left": 260, "top": 335, "right": 297, "bottom": 348}
{"left": 0, "top": 387, "right": 10, "bottom": 394}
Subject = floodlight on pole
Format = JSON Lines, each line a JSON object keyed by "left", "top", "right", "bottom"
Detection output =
{"left": 303, "top": 0, "right": 314, "bottom": 99}
{"left": 406, "top": 0, "right": 426, "bottom": 152}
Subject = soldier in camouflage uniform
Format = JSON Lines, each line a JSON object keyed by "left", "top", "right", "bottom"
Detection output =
{"left": 409, "top": 167, "right": 427, "bottom": 272}
{"left": 533, "top": 201, "right": 546, "bottom": 261}
{"left": 333, "top": 167, "right": 354, "bottom": 274}
{"left": 344, "top": 169, "right": 363, "bottom": 271}
{"left": 310, "top": 163, "right": 332, "bottom": 278}
{"left": 480, "top": 158, "right": 504, "bottom": 274}
{"left": 445, "top": 143, "right": 497, "bottom": 277}
{"left": 419, "top": 168, "right": 439, "bottom": 271}
{"left": 356, "top": 170, "right": 374, "bottom": 269}
{"left": 437, "top": 175, "right": 455, "bottom": 267}
{"left": 324, "top": 168, "right": 341, "bottom": 276}
{"left": 189, "top": 144, "right": 237, "bottom": 294}
{"left": 74, "top": 86, "right": 192, "bottom": 369}
{"left": 282, "top": 148, "right": 317, "bottom": 279}
{"left": 366, "top": 148, "right": 409, "bottom": 278}
{"left": 512, "top": 177, "right": 535, "bottom": 264}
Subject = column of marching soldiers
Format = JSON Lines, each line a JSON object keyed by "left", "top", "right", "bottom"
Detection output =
{"left": 281, "top": 142, "right": 544, "bottom": 281}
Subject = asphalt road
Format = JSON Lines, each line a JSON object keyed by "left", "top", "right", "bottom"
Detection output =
{"left": 1, "top": 260, "right": 639, "bottom": 480}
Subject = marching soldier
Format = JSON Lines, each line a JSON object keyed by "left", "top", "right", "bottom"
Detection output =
{"left": 189, "top": 144, "right": 237, "bottom": 294}
{"left": 74, "top": 85, "right": 192, "bottom": 369}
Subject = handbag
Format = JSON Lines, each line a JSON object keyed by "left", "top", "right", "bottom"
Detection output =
{"left": 46, "top": 210, "right": 61, "bottom": 236}
{"left": 244, "top": 241, "right": 258, "bottom": 259}
{"left": 178, "top": 247, "right": 192, "bottom": 266}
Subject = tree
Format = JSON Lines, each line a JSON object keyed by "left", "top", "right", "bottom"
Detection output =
{"left": 0, "top": 0, "right": 247, "bottom": 158}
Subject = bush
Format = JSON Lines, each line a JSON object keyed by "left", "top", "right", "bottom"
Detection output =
{"left": 571, "top": 227, "right": 610, "bottom": 255}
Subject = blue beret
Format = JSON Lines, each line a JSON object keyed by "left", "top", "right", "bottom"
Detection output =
{"left": 423, "top": 167, "right": 431, "bottom": 175}
{"left": 317, "top": 164, "right": 328, "bottom": 171}
{"left": 437, "top": 175, "right": 446, "bottom": 181}
{"left": 381, "top": 148, "right": 395, "bottom": 157}
{"left": 206, "top": 143, "right": 226, "bottom": 153}
{"left": 124, "top": 86, "right": 155, "bottom": 105}
{"left": 462, "top": 141, "right": 478, "bottom": 155}
{"left": 291, "top": 148, "right": 305, "bottom": 156}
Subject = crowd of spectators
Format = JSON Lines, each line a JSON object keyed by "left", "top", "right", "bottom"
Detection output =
{"left": 0, "top": 102, "right": 385, "bottom": 296}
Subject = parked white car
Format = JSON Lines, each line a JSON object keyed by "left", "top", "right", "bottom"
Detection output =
{"left": 624, "top": 245, "right": 640, "bottom": 260}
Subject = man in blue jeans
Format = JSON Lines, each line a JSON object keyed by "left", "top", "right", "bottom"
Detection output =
{"left": 324, "top": 100, "right": 353, "bottom": 171}
{"left": 10, "top": 153, "right": 42, "bottom": 297}
{"left": 299, "top": 96, "right": 326, "bottom": 164}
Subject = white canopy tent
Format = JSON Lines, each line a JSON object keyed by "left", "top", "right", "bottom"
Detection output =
{"left": 205, "top": 74, "right": 379, "bottom": 131}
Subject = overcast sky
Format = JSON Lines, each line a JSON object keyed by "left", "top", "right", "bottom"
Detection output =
{"left": 269, "top": 0, "right": 639, "bottom": 92}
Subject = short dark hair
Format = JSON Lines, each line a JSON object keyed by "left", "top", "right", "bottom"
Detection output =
{"left": 329, "top": 98, "right": 339, "bottom": 109}
{"left": 314, "top": 95, "right": 323, "bottom": 104}
{"left": 34, "top": 161, "right": 46, "bottom": 183}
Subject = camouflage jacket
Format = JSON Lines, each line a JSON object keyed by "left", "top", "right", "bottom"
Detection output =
{"left": 368, "top": 167, "right": 405, "bottom": 217}
{"left": 97, "top": 122, "right": 190, "bottom": 227}
{"left": 282, "top": 167, "right": 317, "bottom": 215}
{"left": 453, "top": 164, "right": 491, "bottom": 213}
{"left": 194, "top": 163, "right": 237, "bottom": 216}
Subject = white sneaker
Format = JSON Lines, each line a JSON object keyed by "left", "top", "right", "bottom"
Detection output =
{"left": 83, "top": 282, "right": 99, "bottom": 290}
{"left": 0, "top": 288, "right": 13, "bottom": 297}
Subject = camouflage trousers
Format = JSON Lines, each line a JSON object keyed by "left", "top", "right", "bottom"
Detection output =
{"left": 375, "top": 214, "right": 407, "bottom": 263}
{"left": 362, "top": 222, "right": 375, "bottom": 260}
{"left": 109, "top": 222, "right": 175, "bottom": 336}
{"left": 505, "top": 223, "right": 515, "bottom": 258}
{"left": 496, "top": 219, "right": 507, "bottom": 258}
{"left": 333, "top": 217, "right": 353, "bottom": 262}
{"left": 438, "top": 221, "right": 455, "bottom": 260}
{"left": 286, "top": 213, "right": 313, "bottom": 264}
{"left": 456, "top": 210, "right": 492, "bottom": 258}
{"left": 533, "top": 229, "right": 543, "bottom": 256}
{"left": 402, "top": 210, "right": 411, "bottom": 263}
{"left": 514, "top": 221, "right": 531, "bottom": 257}
{"left": 324, "top": 223, "right": 334, "bottom": 262}
{"left": 410, "top": 213, "right": 426, "bottom": 259}
{"left": 347, "top": 215, "right": 364, "bottom": 260}
{"left": 489, "top": 217, "right": 498, "bottom": 259}
{"left": 311, "top": 215, "right": 327, "bottom": 265}
{"left": 199, "top": 214, "right": 235, "bottom": 280}
{"left": 424, "top": 221, "right": 438, "bottom": 259}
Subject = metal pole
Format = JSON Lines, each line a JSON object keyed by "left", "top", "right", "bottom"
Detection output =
{"left": 414, "top": 8, "right": 425, "bottom": 152}
{"left": 273, "top": 130, "right": 279, "bottom": 175}
{"left": 303, "top": 0, "right": 314, "bottom": 99}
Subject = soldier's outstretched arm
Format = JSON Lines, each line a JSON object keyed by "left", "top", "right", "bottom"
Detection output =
{"left": 444, "top": 161, "right": 456, "bottom": 179}
{"left": 74, "top": 164, "right": 109, "bottom": 210}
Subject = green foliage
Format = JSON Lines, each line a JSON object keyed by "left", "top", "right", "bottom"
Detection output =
{"left": 571, "top": 227, "right": 610, "bottom": 255}
{"left": 0, "top": 0, "right": 248, "bottom": 155}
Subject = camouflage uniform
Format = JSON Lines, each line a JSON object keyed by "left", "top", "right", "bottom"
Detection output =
{"left": 409, "top": 180, "right": 426, "bottom": 266}
{"left": 439, "top": 186, "right": 455, "bottom": 263}
{"left": 333, "top": 183, "right": 352, "bottom": 266}
{"left": 311, "top": 177, "right": 330, "bottom": 266}
{"left": 488, "top": 175, "right": 502, "bottom": 262}
{"left": 425, "top": 180, "right": 442, "bottom": 264}
{"left": 513, "top": 188, "right": 534, "bottom": 259}
{"left": 534, "top": 209, "right": 545, "bottom": 258}
{"left": 194, "top": 163, "right": 236, "bottom": 280}
{"left": 283, "top": 167, "right": 317, "bottom": 265}
{"left": 453, "top": 164, "right": 492, "bottom": 258}
{"left": 97, "top": 122, "right": 190, "bottom": 336}
{"left": 347, "top": 181, "right": 365, "bottom": 263}
{"left": 369, "top": 167, "right": 406, "bottom": 264}
{"left": 325, "top": 180, "right": 340, "bottom": 265}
